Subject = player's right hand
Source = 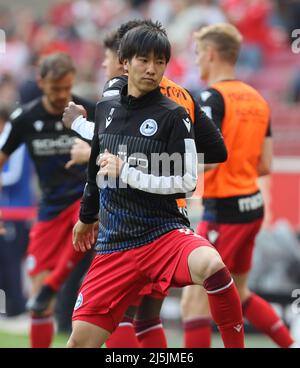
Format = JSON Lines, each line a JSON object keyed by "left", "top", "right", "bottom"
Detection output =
{"left": 65, "top": 138, "right": 91, "bottom": 169}
{"left": 62, "top": 101, "right": 87, "bottom": 129}
{"left": 72, "top": 220, "right": 98, "bottom": 252}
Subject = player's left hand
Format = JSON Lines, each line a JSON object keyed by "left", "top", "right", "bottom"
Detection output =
{"left": 97, "top": 149, "right": 124, "bottom": 178}
{"left": 72, "top": 220, "right": 98, "bottom": 252}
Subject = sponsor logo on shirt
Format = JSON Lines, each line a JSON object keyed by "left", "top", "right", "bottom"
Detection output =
{"left": 238, "top": 192, "right": 263, "bottom": 212}
{"left": 32, "top": 135, "right": 75, "bottom": 156}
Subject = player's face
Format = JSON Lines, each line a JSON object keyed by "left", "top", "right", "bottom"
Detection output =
{"left": 102, "top": 48, "right": 124, "bottom": 80}
{"left": 195, "top": 41, "right": 209, "bottom": 81}
{"left": 39, "top": 72, "right": 75, "bottom": 113}
{"left": 125, "top": 52, "right": 166, "bottom": 97}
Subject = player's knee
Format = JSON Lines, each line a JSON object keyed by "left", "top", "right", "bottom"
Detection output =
{"left": 66, "top": 336, "right": 79, "bottom": 348}
{"left": 201, "top": 251, "right": 225, "bottom": 283}
{"left": 188, "top": 247, "right": 225, "bottom": 284}
{"left": 67, "top": 333, "right": 89, "bottom": 348}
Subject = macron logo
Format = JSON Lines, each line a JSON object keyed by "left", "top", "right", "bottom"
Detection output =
{"left": 183, "top": 117, "right": 191, "bottom": 132}
{"left": 234, "top": 324, "right": 243, "bottom": 333}
{"left": 106, "top": 117, "right": 112, "bottom": 128}
{"left": 108, "top": 78, "right": 119, "bottom": 88}
{"left": 200, "top": 91, "right": 212, "bottom": 102}
{"left": 105, "top": 108, "right": 115, "bottom": 128}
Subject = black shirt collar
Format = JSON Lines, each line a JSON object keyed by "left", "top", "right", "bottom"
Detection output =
{"left": 120, "top": 84, "right": 162, "bottom": 109}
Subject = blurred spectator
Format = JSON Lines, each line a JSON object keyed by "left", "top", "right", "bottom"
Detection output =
{"left": 167, "top": 0, "right": 227, "bottom": 48}
{"left": 0, "top": 103, "right": 35, "bottom": 317}
{"left": 277, "top": 0, "right": 300, "bottom": 39}
{"left": 0, "top": 74, "right": 18, "bottom": 107}
{"left": 221, "top": 0, "right": 286, "bottom": 69}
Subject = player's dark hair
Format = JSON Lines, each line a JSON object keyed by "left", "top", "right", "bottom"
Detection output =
{"left": 119, "top": 23, "right": 171, "bottom": 63}
{"left": 117, "top": 19, "right": 157, "bottom": 40}
{"left": 39, "top": 52, "right": 76, "bottom": 80}
{"left": 103, "top": 31, "right": 119, "bottom": 52}
{"left": 104, "top": 20, "right": 165, "bottom": 55}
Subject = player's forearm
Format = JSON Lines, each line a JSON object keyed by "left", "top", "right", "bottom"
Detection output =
{"left": 79, "top": 123, "right": 101, "bottom": 223}
{"left": 79, "top": 182, "right": 99, "bottom": 224}
{"left": 72, "top": 116, "right": 95, "bottom": 141}
{"left": 195, "top": 109, "right": 227, "bottom": 163}
{"left": 120, "top": 139, "right": 198, "bottom": 195}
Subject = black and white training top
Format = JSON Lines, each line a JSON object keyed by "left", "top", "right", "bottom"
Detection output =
{"left": 1, "top": 96, "right": 95, "bottom": 220}
{"left": 80, "top": 85, "right": 198, "bottom": 254}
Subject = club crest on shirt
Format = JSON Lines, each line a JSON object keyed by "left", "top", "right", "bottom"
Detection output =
{"left": 33, "top": 120, "right": 44, "bottom": 132}
{"left": 74, "top": 292, "right": 83, "bottom": 310}
{"left": 140, "top": 119, "right": 158, "bottom": 136}
{"left": 208, "top": 229, "right": 219, "bottom": 244}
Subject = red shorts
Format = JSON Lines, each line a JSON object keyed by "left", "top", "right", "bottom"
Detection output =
{"left": 26, "top": 200, "right": 80, "bottom": 276}
{"left": 72, "top": 228, "right": 212, "bottom": 332}
{"left": 196, "top": 218, "right": 263, "bottom": 274}
{"left": 130, "top": 283, "right": 167, "bottom": 307}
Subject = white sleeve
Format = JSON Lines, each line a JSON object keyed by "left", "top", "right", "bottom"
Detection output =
{"left": 71, "top": 116, "right": 95, "bottom": 140}
{"left": 1, "top": 145, "right": 25, "bottom": 186}
{"left": 120, "top": 139, "right": 198, "bottom": 195}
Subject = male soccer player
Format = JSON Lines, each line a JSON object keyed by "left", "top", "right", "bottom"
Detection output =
{"left": 66, "top": 22, "right": 244, "bottom": 349}
{"left": 0, "top": 53, "right": 95, "bottom": 348}
{"left": 180, "top": 23, "right": 296, "bottom": 348}
{"left": 63, "top": 20, "right": 228, "bottom": 348}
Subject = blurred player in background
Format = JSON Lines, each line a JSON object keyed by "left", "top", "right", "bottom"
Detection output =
{"left": 0, "top": 53, "right": 95, "bottom": 348}
{"left": 63, "top": 19, "right": 228, "bottom": 348}
{"left": 0, "top": 103, "right": 34, "bottom": 317}
{"left": 180, "top": 23, "right": 297, "bottom": 348}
